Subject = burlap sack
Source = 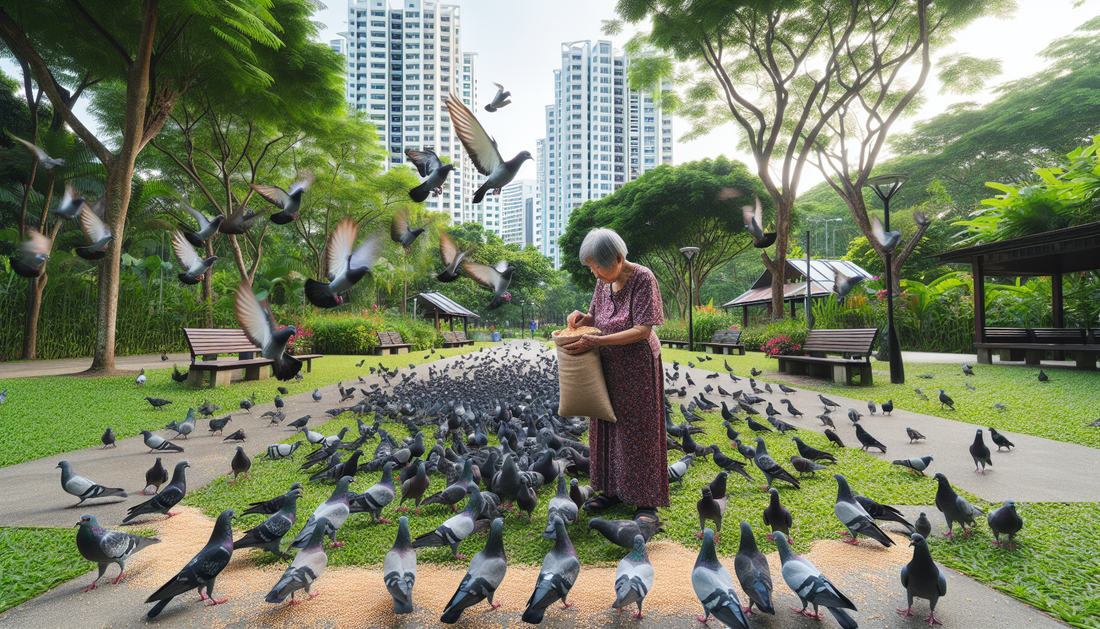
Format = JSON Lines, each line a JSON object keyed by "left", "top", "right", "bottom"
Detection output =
{"left": 552, "top": 329, "right": 618, "bottom": 423}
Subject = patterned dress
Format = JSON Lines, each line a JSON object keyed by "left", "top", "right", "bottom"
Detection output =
{"left": 589, "top": 264, "right": 669, "bottom": 508}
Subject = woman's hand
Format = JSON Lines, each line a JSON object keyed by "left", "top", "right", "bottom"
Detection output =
{"left": 566, "top": 310, "right": 592, "bottom": 328}
{"left": 561, "top": 334, "right": 601, "bottom": 355}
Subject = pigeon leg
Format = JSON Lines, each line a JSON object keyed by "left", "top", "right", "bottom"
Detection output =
{"left": 696, "top": 614, "right": 711, "bottom": 624}
{"left": 743, "top": 605, "right": 754, "bottom": 615}
{"left": 81, "top": 581, "right": 99, "bottom": 593}
{"left": 560, "top": 601, "right": 573, "bottom": 609}
{"left": 927, "top": 611, "right": 943, "bottom": 626}
{"left": 897, "top": 606, "right": 914, "bottom": 618}
{"left": 308, "top": 590, "right": 320, "bottom": 599}
{"left": 168, "top": 511, "right": 180, "bottom": 517}
{"left": 376, "top": 518, "right": 392, "bottom": 524}
{"left": 991, "top": 540, "right": 1001, "bottom": 548}
{"left": 329, "top": 541, "right": 345, "bottom": 548}
{"left": 111, "top": 572, "right": 126, "bottom": 585}
{"left": 65, "top": 502, "right": 80, "bottom": 509}
{"left": 205, "top": 597, "right": 228, "bottom": 606}
{"left": 199, "top": 591, "right": 209, "bottom": 601}
{"left": 455, "top": 554, "right": 468, "bottom": 560}
{"left": 695, "top": 531, "right": 705, "bottom": 538}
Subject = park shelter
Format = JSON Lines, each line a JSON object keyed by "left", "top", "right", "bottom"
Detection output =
{"left": 410, "top": 292, "right": 479, "bottom": 334}
{"left": 722, "top": 259, "right": 874, "bottom": 327}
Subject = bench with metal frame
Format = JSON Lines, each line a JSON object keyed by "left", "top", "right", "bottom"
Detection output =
{"left": 183, "top": 328, "right": 322, "bottom": 388}
{"left": 776, "top": 328, "right": 879, "bottom": 386}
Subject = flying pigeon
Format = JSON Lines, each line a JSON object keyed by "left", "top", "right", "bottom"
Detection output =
{"left": 612, "top": 534, "right": 654, "bottom": 619}
{"left": 742, "top": 194, "right": 776, "bottom": 248}
{"left": 691, "top": 528, "right": 751, "bottom": 629}
{"left": 265, "top": 516, "right": 329, "bottom": 605}
{"left": 833, "top": 268, "right": 863, "bottom": 303}
{"left": 522, "top": 516, "right": 580, "bottom": 624}
{"left": 234, "top": 281, "right": 301, "bottom": 380}
{"left": 9, "top": 228, "right": 52, "bottom": 278}
{"left": 75, "top": 206, "right": 113, "bottom": 260}
{"left": 913, "top": 208, "right": 932, "bottom": 227}
{"left": 75, "top": 515, "right": 159, "bottom": 591}
{"left": 445, "top": 94, "right": 532, "bottom": 203}
{"left": 49, "top": 182, "right": 85, "bottom": 220}
{"left": 234, "top": 488, "right": 300, "bottom": 557}
{"left": 248, "top": 171, "right": 312, "bottom": 224}
{"left": 290, "top": 476, "right": 353, "bottom": 549}
{"left": 177, "top": 199, "right": 224, "bottom": 246}
{"left": 463, "top": 259, "right": 515, "bottom": 310}
{"left": 898, "top": 534, "right": 948, "bottom": 626}
{"left": 872, "top": 213, "right": 902, "bottom": 250}
{"left": 969, "top": 429, "right": 992, "bottom": 474}
{"left": 390, "top": 207, "right": 426, "bottom": 253}
{"left": 483, "top": 82, "right": 512, "bottom": 112}
{"left": 436, "top": 231, "right": 472, "bottom": 282}
{"left": 305, "top": 216, "right": 379, "bottom": 308}
{"left": 772, "top": 531, "right": 859, "bottom": 628}
{"left": 141, "top": 458, "right": 169, "bottom": 495}
{"left": 219, "top": 201, "right": 268, "bottom": 234}
{"left": 8, "top": 132, "right": 66, "bottom": 169}
{"left": 440, "top": 517, "right": 507, "bottom": 623}
{"left": 171, "top": 229, "right": 217, "bottom": 285}
{"left": 124, "top": 461, "right": 189, "bottom": 523}
{"left": 140, "top": 429, "right": 183, "bottom": 453}
{"left": 384, "top": 516, "right": 419, "bottom": 615}
{"left": 987, "top": 499, "right": 1023, "bottom": 550}
{"left": 57, "top": 461, "right": 127, "bottom": 508}
{"left": 405, "top": 147, "right": 455, "bottom": 202}
{"left": 933, "top": 473, "right": 982, "bottom": 537}
{"left": 145, "top": 509, "right": 235, "bottom": 618}
{"left": 734, "top": 521, "right": 775, "bottom": 616}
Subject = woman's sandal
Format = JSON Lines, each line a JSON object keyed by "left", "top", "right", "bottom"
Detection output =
{"left": 633, "top": 507, "right": 660, "bottom": 523}
{"left": 583, "top": 493, "right": 622, "bottom": 512}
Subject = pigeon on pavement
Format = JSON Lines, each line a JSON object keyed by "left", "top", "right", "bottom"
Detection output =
{"left": 101, "top": 427, "right": 117, "bottom": 449}
{"left": 772, "top": 531, "right": 859, "bottom": 628}
{"left": 384, "top": 516, "right": 419, "bottom": 615}
{"left": 75, "top": 515, "right": 159, "bottom": 591}
{"left": 522, "top": 516, "right": 581, "bottom": 624}
{"left": 445, "top": 94, "right": 532, "bottom": 203}
{"left": 440, "top": 517, "right": 507, "bottom": 623}
{"left": 612, "top": 534, "right": 654, "bottom": 619}
{"left": 907, "top": 427, "right": 927, "bottom": 443}
{"left": 165, "top": 408, "right": 195, "bottom": 439}
{"left": 139, "top": 429, "right": 184, "bottom": 455}
{"left": 969, "top": 429, "right": 993, "bottom": 474}
{"left": 988, "top": 428, "right": 1015, "bottom": 451}
{"left": 734, "top": 521, "right": 775, "bottom": 616}
{"left": 915, "top": 512, "right": 932, "bottom": 539}
{"left": 142, "top": 457, "right": 169, "bottom": 495}
{"left": 898, "top": 533, "right": 948, "bottom": 626}
{"left": 145, "top": 509, "right": 235, "bottom": 618}
{"left": 124, "top": 461, "right": 189, "bottom": 523}
{"left": 691, "top": 528, "right": 751, "bottom": 629}
{"left": 265, "top": 516, "right": 329, "bottom": 605}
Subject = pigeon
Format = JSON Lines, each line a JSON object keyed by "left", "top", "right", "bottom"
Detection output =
{"left": 234, "top": 281, "right": 301, "bottom": 380}
{"left": 938, "top": 389, "right": 955, "bottom": 410}
{"left": 208, "top": 415, "right": 232, "bottom": 436}
{"left": 261, "top": 441, "right": 303, "bottom": 462}
{"left": 738, "top": 193, "right": 776, "bottom": 249}
{"left": 101, "top": 427, "right": 117, "bottom": 449}
{"left": 399, "top": 461, "right": 431, "bottom": 513}
{"left": 75, "top": 205, "right": 113, "bottom": 260}
{"left": 234, "top": 488, "right": 300, "bottom": 557}
{"left": 780, "top": 399, "right": 804, "bottom": 418}
{"left": 274, "top": 394, "right": 285, "bottom": 411}
{"left": 440, "top": 517, "right": 507, "bottom": 623}
{"left": 436, "top": 231, "right": 473, "bottom": 282}
{"left": 544, "top": 475, "right": 579, "bottom": 538}
{"left": 290, "top": 476, "right": 353, "bottom": 549}
{"left": 914, "top": 388, "right": 929, "bottom": 400}
{"left": 240, "top": 397, "right": 254, "bottom": 412}
{"left": 125, "top": 461, "right": 189, "bottom": 523}
{"left": 229, "top": 446, "right": 252, "bottom": 484}
{"left": 412, "top": 487, "right": 483, "bottom": 558}
{"left": 816, "top": 412, "right": 836, "bottom": 429}
{"left": 142, "top": 457, "right": 170, "bottom": 495}
{"left": 933, "top": 473, "right": 982, "bottom": 537}
{"left": 962, "top": 363, "right": 975, "bottom": 376}
{"left": 218, "top": 200, "right": 268, "bottom": 234}
{"left": 140, "top": 429, "right": 183, "bottom": 453}
{"left": 405, "top": 148, "right": 455, "bottom": 202}
{"left": 384, "top": 516, "right": 419, "bottom": 615}
{"left": 145, "top": 509, "right": 235, "bottom": 618}
{"left": 75, "top": 515, "right": 160, "bottom": 591}
{"left": 463, "top": 259, "right": 515, "bottom": 310}
{"left": 847, "top": 408, "right": 863, "bottom": 424}
{"left": 833, "top": 268, "right": 863, "bottom": 303}
{"left": 898, "top": 534, "right": 948, "bottom": 626}
{"left": 222, "top": 429, "right": 246, "bottom": 443}
{"left": 834, "top": 474, "right": 895, "bottom": 547}
{"left": 691, "top": 528, "right": 751, "bottom": 629}
{"left": 915, "top": 512, "right": 932, "bottom": 539}
{"left": 818, "top": 394, "right": 840, "bottom": 410}
{"left": 969, "top": 429, "right": 993, "bottom": 474}
{"left": 522, "top": 516, "right": 580, "bottom": 624}
{"left": 350, "top": 461, "right": 397, "bottom": 523}
{"left": 824, "top": 429, "right": 846, "bottom": 448}
{"left": 166, "top": 408, "right": 195, "bottom": 439}
{"left": 709, "top": 446, "right": 755, "bottom": 483}
{"left": 734, "top": 521, "right": 775, "bottom": 616}
{"left": 587, "top": 517, "right": 664, "bottom": 549}
{"left": 1038, "top": 369, "right": 1049, "bottom": 382}
{"left": 790, "top": 455, "right": 828, "bottom": 477}
{"left": 390, "top": 207, "right": 426, "bottom": 252}
{"left": 893, "top": 455, "right": 934, "bottom": 475}
{"left": 872, "top": 213, "right": 902, "bottom": 250}
{"left": 569, "top": 479, "right": 595, "bottom": 511}
{"left": 445, "top": 94, "right": 532, "bottom": 203}
{"left": 772, "top": 531, "right": 859, "bottom": 628}
{"left": 170, "top": 229, "right": 217, "bottom": 285}
{"left": 753, "top": 438, "right": 801, "bottom": 490}
{"left": 855, "top": 423, "right": 887, "bottom": 452}
{"left": 791, "top": 436, "right": 837, "bottom": 463}
{"left": 304, "top": 216, "right": 379, "bottom": 308}
{"left": 177, "top": 199, "right": 224, "bottom": 246}
{"left": 248, "top": 171, "right": 312, "bottom": 224}
{"left": 882, "top": 399, "right": 894, "bottom": 415}
{"left": 914, "top": 208, "right": 932, "bottom": 227}
{"left": 242, "top": 483, "right": 303, "bottom": 517}
{"left": 49, "top": 182, "right": 86, "bottom": 220}
{"left": 612, "top": 534, "right": 654, "bottom": 619}
{"left": 697, "top": 486, "right": 724, "bottom": 537}
{"left": 987, "top": 499, "right": 1024, "bottom": 550}
{"left": 989, "top": 427, "right": 1015, "bottom": 451}
{"left": 763, "top": 487, "right": 793, "bottom": 542}
{"left": 668, "top": 453, "right": 695, "bottom": 487}
{"left": 56, "top": 461, "right": 127, "bottom": 508}
{"left": 9, "top": 132, "right": 66, "bottom": 169}
{"left": 483, "top": 82, "right": 512, "bottom": 112}
{"left": 265, "top": 516, "right": 329, "bottom": 605}
{"left": 907, "top": 427, "right": 927, "bottom": 443}
{"left": 9, "top": 228, "right": 52, "bottom": 277}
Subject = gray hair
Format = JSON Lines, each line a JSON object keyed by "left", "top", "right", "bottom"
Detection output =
{"left": 579, "top": 227, "right": 628, "bottom": 269}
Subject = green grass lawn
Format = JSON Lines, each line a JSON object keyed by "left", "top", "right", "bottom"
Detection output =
{"left": 0, "top": 527, "right": 91, "bottom": 612}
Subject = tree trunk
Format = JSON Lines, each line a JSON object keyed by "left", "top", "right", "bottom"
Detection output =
{"left": 202, "top": 239, "right": 214, "bottom": 327}
{"left": 21, "top": 273, "right": 46, "bottom": 359}
{"left": 764, "top": 196, "right": 794, "bottom": 319}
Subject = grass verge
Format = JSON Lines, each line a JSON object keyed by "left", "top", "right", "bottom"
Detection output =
{"left": 0, "top": 527, "right": 89, "bottom": 612}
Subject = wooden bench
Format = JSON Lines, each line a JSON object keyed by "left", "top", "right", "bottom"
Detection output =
{"left": 441, "top": 331, "right": 473, "bottom": 348}
{"left": 776, "top": 328, "right": 879, "bottom": 386}
{"left": 373, "top": 331, "right": 413, "bottom": 355}
{"left": 452, "top": 330, "right": 475, "bottom": 346}
{"left": 659, "top": 338, "right": 689, "bottom": 349}
{"left": 698, "top": 329, "right": 745, "bottom": 355}
{"left": 975, "top": 327, "right": 1098, "bottom": 369}
{"left": 183, "top": 328, "right": 323, "bottom": 388}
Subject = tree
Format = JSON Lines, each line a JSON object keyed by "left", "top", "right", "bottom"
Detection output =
{"left": 560, "top": 157, "right": 767, "bottom": 318}
{"left": 610, "top": 0, "right": 1012, "bottom": 313}
{"left": 0, "top": 0, "right": 290, "bottom": 372}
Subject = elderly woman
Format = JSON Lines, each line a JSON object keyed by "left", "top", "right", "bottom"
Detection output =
{"left": 563, "top": 228, "right": 668, "bottom": 523}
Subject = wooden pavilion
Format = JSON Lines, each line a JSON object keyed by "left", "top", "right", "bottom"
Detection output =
{"left": 722, "top": 259, "right": 874, "bottom": 328}
{"left": 410, "top": 291, "right": 479, "bottom": 334}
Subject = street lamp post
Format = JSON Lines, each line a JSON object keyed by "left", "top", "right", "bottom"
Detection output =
{"left": 808, "top": 217, "right": 843, "bottom": 258}
{"left": 865, "top": 174, "right": 909, "bottom": 384}
{"left": 680, "top": 246, "right": 700, "bottom": 352}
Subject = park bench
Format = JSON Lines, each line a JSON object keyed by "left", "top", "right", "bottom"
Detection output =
{"left": 974, "top": 327, "right": 1098, "bottom": 369}
{"left": 658, "top": 337, "right": 689, "bottom": 349}
{"left": 441, "top": 330, "right": 474, "bottom": 347}
{"left": 775, "top": 328, "right": 879, "bottom": 386}
{"left": 183, "top": 328, "right": 323, "bottom": 388}
{"left": 698, "top": 329, "right": 746, "bottom": 355}
{"left": 373, "top": 331, "right": 413, "bottom": 355}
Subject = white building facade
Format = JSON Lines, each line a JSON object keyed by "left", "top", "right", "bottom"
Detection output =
{"left": 500, "top": 179, "right": 536, "bottom": 246}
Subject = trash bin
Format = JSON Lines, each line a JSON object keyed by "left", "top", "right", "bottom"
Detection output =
{"left": 491, "top": 332, "right": 501, "bottom": 342}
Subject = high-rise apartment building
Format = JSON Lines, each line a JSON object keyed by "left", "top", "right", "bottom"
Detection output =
{"left": 536, "top": 40, "right": 673, "bottom": 267}
{"left": 500, "top": 179, "right": 536, "bottom": 246}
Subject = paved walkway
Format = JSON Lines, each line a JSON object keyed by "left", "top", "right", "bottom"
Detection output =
{"left": 0, "top": 352, "right": 192, "bottom": 379}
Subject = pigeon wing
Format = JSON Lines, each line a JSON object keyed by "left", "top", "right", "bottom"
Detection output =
{"left": 871, "top": 214, "right": 887, "bottom": 246}
{"left": 462, "top": 261, "right": 502, "bottom": 291}
{"left": 348, "top": 231, "right": 379, "bottom": 272}
{"left": 22, "top": 228, "right": 52, "bottom": 260}
{"left": 10, "top": 133, "right": 50, "bottom": 161}
{"left": 80, "top": 205, "right": 111, "bottom": 243}
{"left": 248, "top": 183, "right": 292, "bottom": 210}
{"left": 178, "top": 200, "right": 211, "bottom": 231}
{"left": 234, "top": 281, "right": 275, "bottom": 351}
{"left": 445, "top": 95, "right": 503, "bottom": 176}
{"left": 170, "top": 230, "right": 202, "bottom": 270}
{"left": 288, "top": 171, "right": 314, "bottom": 196}
{"left": 439, "top": 231, "right": 458, "bottom": 266}
{"left": 391, "top": 208, "right": 410, "bottom": 243}
{"left": 404, "top": 148, "right": 442, "bottom": 177}
{"left": 326, "top": 217, "right": 358, "bottom": 281}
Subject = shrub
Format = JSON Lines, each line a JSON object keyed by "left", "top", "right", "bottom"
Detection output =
{"left": 657, "top": 308, "right": 741, "bottom": 343}
{"left": 286, "top": 327, "right": 314, "bottom": 355}
{"left": 310, "top": 312, "right": 443, "bottom": 354}
{"left": 741, "top": 317, "right": 808, "bottom": 352}
{"left": 761, "top": 334, "right": 802, "bottom": 356}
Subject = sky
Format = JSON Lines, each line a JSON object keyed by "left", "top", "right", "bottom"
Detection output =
{"left": 3, "top": 0, "right": 1093, "bottom": 193}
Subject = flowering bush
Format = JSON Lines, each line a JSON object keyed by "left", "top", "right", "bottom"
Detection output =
{"left": 761, "top": 334, "right": 803, "bottom": 357}
{"left": 286, "top": 327, "right": 314, "bottom": 355}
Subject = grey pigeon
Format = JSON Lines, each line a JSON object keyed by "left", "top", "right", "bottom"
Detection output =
{"left": 989, "top": 428, "right": 1015, "bottom": 451}
{"left": 855, "top": 423, "right": 887, "bottom": 452}
{"left": 933, "top": 473, "right": 982, "bottom": 537}
{"left": 914, "top": 512, "right": 932, "bottom": 539}
{"left": 265, "top": 516, "right": 329, "bottom": 605}
{"left": 907, "top": 427, "right": 927, "bottom": 443}
{"left": 791, "top": 436, "right": 837, "bottom": 463}
{"left": 897, "top": 534, "right": 947, "bottom": 626}
{"left": 242, "top": 483, "right": 303, "bottom": 517}
{"left": 9, "top": 228, "right": 51, "bottom": 277}
{"left": 440, "top": 517, "right": 507, "bottom": 623}
{"left": 856, "top": 495, "right": 916, "bottom": 535}
{"left": 412, "top": 487, "right": 483, "bottom": 558}
{"left": 938, "top": 389, "right": 955, "bottom": 410}
{"left": 790, "top": 455, "right": 827, "bottom": 477}
{"left": 893, "top": 455, "right": 934, "bottom": 476}
{"left": 484, "top": 82, "right": 512, "bottom": 112}
{"left": 261, "top": 441, "right": 302, "bottom": 461}
{"left": 915, "top": 388, "right": 929, "bottom": 400}
{"left": 248, "top": 171, "right": 312, "bottom": 224}
{"left": 350, "top": 461, "right": 397, "bottom": 522}
{"left": 463, "top": 259, "right": 515, "bottom": 310}
{"left": 208, "top": 415, "right": 232, "bottom": 436}
{"left": 969, "top": 429, "right": 993, "bottom": 474}
{"left": 219, "top": 200, "right": 267, "bottom": 234}
{"left": 882, "top": 399, "right": 894, "bottom": 415}
{"left": 741, "top": 194, "right": 776, "bottom": 249}
{"left": 587, "top": 517, "right": 663, "bottom": 549}
{"left": 733, "top": 521, "right": 775, "bottom": 616}
{"left": 229, "top": 446, "right": 252, "bottom": 484}
{"left": 772, "top": 531, "right": 859, "bottom": 628}
{"left": 235, "top": 281, "right": 301, "bottom": 380}
{"left": 384, "top": 516, "right": 418, "bottom": 614}
{"left": 987, "top": 499, "right": 1024, "bottom": 550}
{"left": 445, "top": 94, "right": 532, "bottom": 203}
{"left": 545, "top": 475, "right": 579, "bottom": 538}
{"left": 75, "top": 203, "right": 113, "bottom": 260}
{"left": 668, "top": 453, "right": 695, "bottom": 487}
{"left": 691, "top": 528, "right": 751, "bottom": 629}
{"left": 101, "top": 427, "right": 117, "bottom": 449}
{"left": 612, "top": 534, "right": 654, "bottom": 619}
{"left": 867, "top": 400, "right": 877, "bottom": 415}
{"left": 290, "top": 476, "right": 353, "bottom": 548}
{"left": 312, "top": 389, "right": 322, "bottom": 403}
{"left": 436, "top": 230, "right": 473, "bottom": 282}
{"left": 818, "top": 394, "right": 840, "bottom": 409}
{"left": 522, "top": 516, "right": 580, "bottom": 624}
{"left": 75, "top": 514, "right": 159, "bottom": 591}
{"left": 399, "top": 460, "right": 431, "bottom": 514}
{"left": 696, "top": 486, "right": 724, "bottom": 537}
{"left": 914, "top": 208, "right": 932, "bottom": 227}
{"left": 422, "top": 459, "right": 475, "bottom": 512}
{"left": 234, "top": 488, "right": 300, "bottom": 557}
{"left": 145, "top": 509, "right": 234, "bottom": 618}
{"left": 142, "top": 457, "right": 169, "bottom": 495}
{"left": 753, "top": 438, "right": 801, "bottom": 490}
{"left": 166, "top": 408, "right": 195, "bottom": 439}
{"left": 962, "top": 363, "right": 975, "bottom": 376}
{"left": 178, "top": 199, "right": 224, "bottom": 246}
{"left": 405, "top": 147, "right": 454, "bottom": 202}
{"left": 51, "top": 182, "right": 85, "bottom": 220}
{"left": 872, "top": 213, "right": 902, "bottom": 250}
{"left": 390, "top": 207, "right": 426, "bottom": 251}
{"left": 170, "top": 229, "right": 217, "bottom": 285}
{"left": 847, "top": 408, "right": 863, "bottom": 424}
{"left": 833, "top": 268, "right": 863, "bottom": 303}
{"left": 569, "top": 479, "right": 595, "bottom": 511}
{"left": 57, "top": 461, "right": 126, "bottom": 509}
{"left": 762, "top": 488, "right": 793, "bottom": 541}
{"left": 834, "top": 474, "right": 895, "bottom": 547}
{"left": 825, "top": 429, "right": 845, "bottom": 448}
{"left": 124, "top": 461, "right": 188, "bottom": 523}
{"left": 9, "top": 132, "right": 66, "bottom": 169}
{"left": 304, "top": 217, "right": 379, "bottom": 308}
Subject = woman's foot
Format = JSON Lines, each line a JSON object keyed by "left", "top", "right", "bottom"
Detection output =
{"left": 583, "top": 493, "right": 622, "bottom": 512}
{"left": 633, "top": 507, "right": 660, "bottom": 523}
